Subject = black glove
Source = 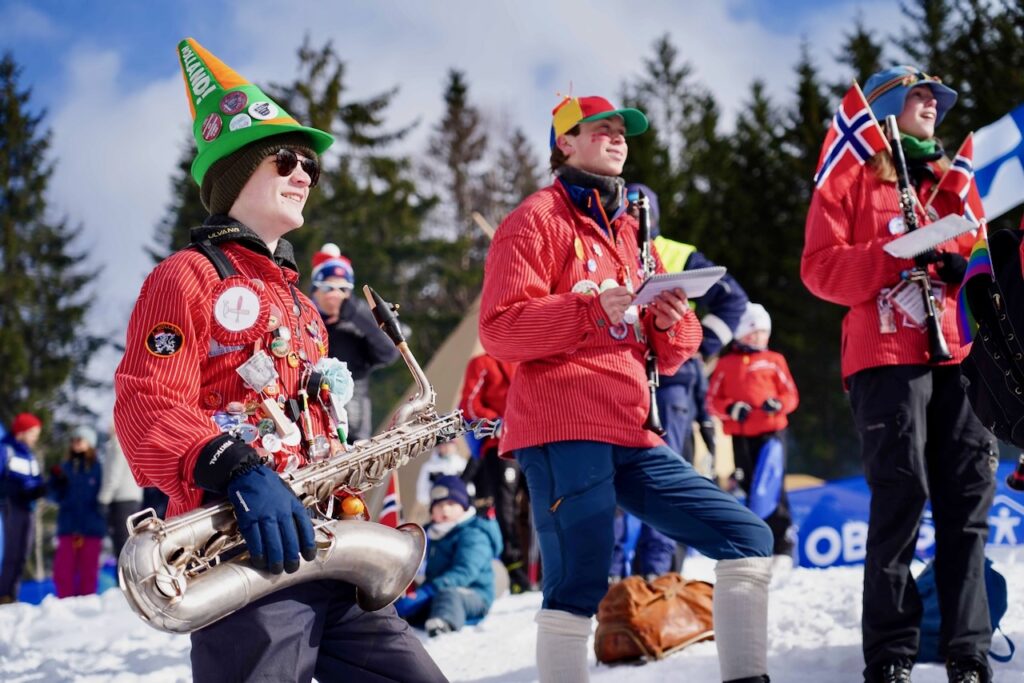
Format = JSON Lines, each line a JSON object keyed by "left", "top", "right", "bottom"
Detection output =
{"left": 726, "top": 402, "right": 752, "bottom": 423}
{"left": 914, "top": 249, "right": 941, "bottom": 269}
{"left": 49, "top": 465, "right": 69, "bottom": 493}
{"left": 227, "top": 464, "right": 317, "bottom": 574}
{"left": 762, "top": 398, "right": 783, "bottom": 414}
{"left": 698, "top": 421, "right": 716, "bottom": 457}
{"left": 935, "top": 252, "right": 968, "bottom": 284}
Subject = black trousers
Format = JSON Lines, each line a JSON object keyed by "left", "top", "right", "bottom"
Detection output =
{"left": 107, "top": 500, "right": 141, "bottom": 559}
{"left": 848, "top": 365, "right": 996, "bottom": 676}
{"left": 732, "top": 432, "right": 793, "bottom": 556}
{"left": 0, "top": 502, "right": 34, "bottom": 600}
{"left": 191, "top": 580, "right": 448, "bottom": 682}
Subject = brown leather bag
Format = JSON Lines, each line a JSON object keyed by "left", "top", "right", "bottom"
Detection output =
{"left": 594, "top": 572, "right": 715, "bottom": 664}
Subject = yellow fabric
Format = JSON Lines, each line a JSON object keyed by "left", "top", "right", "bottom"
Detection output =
{"left": 653, "top": 236, "right": 696, "bottom": 273}
{"left": 552, "top": 98, "right": 585, "bottom": 138}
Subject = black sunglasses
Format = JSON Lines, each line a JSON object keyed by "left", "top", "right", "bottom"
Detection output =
{"left": 272, "top": 148, "right": 320, "bottom": 187}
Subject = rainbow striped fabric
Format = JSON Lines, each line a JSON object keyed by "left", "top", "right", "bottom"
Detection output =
{"left": 957, "top": 234, "right": 994, "bottom": 342}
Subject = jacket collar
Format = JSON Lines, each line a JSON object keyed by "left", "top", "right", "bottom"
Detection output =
{"left": 190, "top": 215, "right": 300, "bottom": 274}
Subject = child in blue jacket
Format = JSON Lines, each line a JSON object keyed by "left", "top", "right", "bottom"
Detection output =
{"left": 396, "top": 475, "right": 502, "bottom": 636}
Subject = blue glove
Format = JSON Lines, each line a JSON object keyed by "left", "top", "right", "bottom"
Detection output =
{"left": 394, "top": 583, "right": 435, "bottom": 618}
{"left": 226, "top": 464, "right": 316, "bottom": 574}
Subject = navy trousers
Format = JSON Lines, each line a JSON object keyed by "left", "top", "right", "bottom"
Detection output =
{"left": 517, "top": 441, "right": 771, "bottom": 616}
{"left": 191, "top": 580, "right": 448, "bottom": 682}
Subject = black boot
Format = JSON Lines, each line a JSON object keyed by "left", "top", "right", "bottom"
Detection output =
{"left": 723, "top": 676, "right": 769, "bottom": 683}
{"left": 946, "top": 658, "right": 990, "bottom": 683}
{"left": 865, "top": 659, "right": 913, "bottom": 683}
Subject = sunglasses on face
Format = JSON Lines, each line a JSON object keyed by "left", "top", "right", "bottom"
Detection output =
{"left": 272, "top": 148, "right": 320, "bottom": 187}
{"left": 314, "top": 282, "right": 352, "bottom": 293}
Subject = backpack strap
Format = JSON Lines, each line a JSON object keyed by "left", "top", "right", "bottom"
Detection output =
{"left": 990, "top": 627, "right": 1016, "bottom": 663}
{"left": 191, "top": 239, "right": 238, "bottom": 280}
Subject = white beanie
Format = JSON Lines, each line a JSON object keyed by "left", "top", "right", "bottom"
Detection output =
{"left": 735, "top": 302, "right": 771, "bottom": 339}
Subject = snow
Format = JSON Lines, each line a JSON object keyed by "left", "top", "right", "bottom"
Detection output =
{"left": 2, "top": 551, "right": 1023, "bottom": 682}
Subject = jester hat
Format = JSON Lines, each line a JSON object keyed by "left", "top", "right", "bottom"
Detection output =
{"left": 177, "top": 37, "right": 334, "bottom": 187}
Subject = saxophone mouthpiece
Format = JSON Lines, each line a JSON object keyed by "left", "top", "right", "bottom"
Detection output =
{"left": 363, "top": 285, "right": 405, "bottom": 345}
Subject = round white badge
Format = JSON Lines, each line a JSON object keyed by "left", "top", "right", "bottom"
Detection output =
{"left": 248, "top": 101, "right": 278, "bottom": 121}
{"left": 571, "top": 279, "right": 600, "bottom": 297}
{"left": 214, "top": 285, "right": 261, "bottom": 332}
{"left": 229, "top": 113, "right": 252, "bottom": 131}
{"left": 599, "top": 278, "right": 619, "bottom": 292}
{"left": 888, "top": 216, "right": 907, "bottom": 235}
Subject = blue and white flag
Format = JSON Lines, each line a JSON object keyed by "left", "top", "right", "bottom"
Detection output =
{"left": 974, "top": 104, "right": 1024, "bottom": 220}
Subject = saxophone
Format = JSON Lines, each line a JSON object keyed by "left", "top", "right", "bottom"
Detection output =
{"left": 118, "top": 286, "right": 495, "bottom": 634}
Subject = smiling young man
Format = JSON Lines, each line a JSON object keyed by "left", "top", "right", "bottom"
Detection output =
{"left": 479, "top": 95, "right": 774, "bottom": 683}
{"left": 114, "top": 39, "right": 447, "bottom": 683}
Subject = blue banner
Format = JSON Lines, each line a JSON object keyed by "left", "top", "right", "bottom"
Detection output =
{"left": 790, "top": 461, "right": 1024, "bottom": 568}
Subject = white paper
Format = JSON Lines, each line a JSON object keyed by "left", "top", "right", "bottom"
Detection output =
{"left": 631, "top": 266, "right": 727, "bottom": 306}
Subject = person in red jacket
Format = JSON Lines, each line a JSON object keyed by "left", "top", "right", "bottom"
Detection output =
{"left": 114, "top": 39, "right": 445, "bottom": 683}
{"left": 802, "top": 66, "right": 996, "bottom": 683}
{"left": 458, "top": 352, "right": 533, "bottom": 591}
{"left": 480, "top": 94, "right": 773, "bottom": 683}
{"left": 709, "top": 303, "right": 798, "bottom": 564}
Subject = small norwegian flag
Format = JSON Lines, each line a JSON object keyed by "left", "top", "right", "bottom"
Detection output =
{"left": 378, "top": 470, "right": 402, "bottom": 528}
{"left": 813, "top": 82, "right": 889, "bottom": 195}
{"left": 944, "top": 134, "right": 986, "bottom": 226}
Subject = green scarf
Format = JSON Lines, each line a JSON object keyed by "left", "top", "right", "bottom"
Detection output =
{"left": 900, "top": 133, "right": 938, "bottom": 159}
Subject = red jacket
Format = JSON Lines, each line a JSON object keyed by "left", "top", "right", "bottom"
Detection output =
{"left": 479, "top": 181, "right": 702, "bottom": 454}
{"left": 459, "top": 353, "right": 515, "bottom": 455}
{"left": 801, "top": 160, "right": 973, "bottom": 380}
{"left": 114, "top": 234, "right": 338, "bottom": 518}
{"left": 709, "top": 349, "right": 799, "bottom": 436}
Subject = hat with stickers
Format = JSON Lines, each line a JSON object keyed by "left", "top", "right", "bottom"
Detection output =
{"left": 176, "top": 38, "right": 334, "bottom": 212}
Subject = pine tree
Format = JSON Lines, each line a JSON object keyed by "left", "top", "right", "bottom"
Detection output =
{"left": 0, "top": 53, "right": 104, "bottom": 427}
{"left": 835, "top": 16, "right": 887, "bottom": 93}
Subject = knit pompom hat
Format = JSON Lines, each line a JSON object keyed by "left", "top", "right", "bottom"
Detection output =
{"left": 311, "top": 243, "right": 355, "bottom": 287}
{"left": 10, "top": 413, "right": 41, "bottom": 436}
{"left": 200, "top": 131, "right": 316, "bottom": 215}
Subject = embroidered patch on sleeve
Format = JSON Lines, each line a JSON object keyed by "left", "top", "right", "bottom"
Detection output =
{"left": 146, "top": 322, "right": 185, "bottom": 358}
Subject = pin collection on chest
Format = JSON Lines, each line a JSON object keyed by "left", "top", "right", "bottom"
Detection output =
{"left": 570, "top": 234, "right": 648, "bottom": 344}
{"left": 208, "top": 277, "right": 351, "bottom": 474}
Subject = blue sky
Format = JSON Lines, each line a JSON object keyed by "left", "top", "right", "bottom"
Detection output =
{"left": 0, "top": 0, "right": 904, "bottom": 415}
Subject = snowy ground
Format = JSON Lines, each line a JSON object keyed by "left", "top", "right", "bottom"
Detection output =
{"left": 1, "top": 550, "right": 1023, "bottom": 682}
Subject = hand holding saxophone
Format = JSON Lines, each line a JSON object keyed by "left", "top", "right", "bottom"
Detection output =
{"left": 227, "top": 464, "right": 317, "bottom": 575}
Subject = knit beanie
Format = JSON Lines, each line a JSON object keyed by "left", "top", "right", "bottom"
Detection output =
{"left": 735, "top": 302, "right": 772, "bottom": 339}
{"left": 201, "top": 131, "right": 317, "bottom": 214}
{"left": 430, "top": 475, "right": 470, "bottom": 511}
{"left": 11, "top": 413, "right": 41, "bottom": 436}
{"left": 71, "top": 425, "right": 98, "bottom": 450}
{"left": 311, "top": 243, "right": 355, "bottom": 288}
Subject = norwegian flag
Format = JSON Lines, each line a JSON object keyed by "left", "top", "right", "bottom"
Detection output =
{"left": 814, "top": 83, "right": 889, "bottom": 192}
{"left": 927, "top": 133, "right": 986, "bottom": 226}
{"left": 378, "top": 470, "right": 402, "bottom": 528}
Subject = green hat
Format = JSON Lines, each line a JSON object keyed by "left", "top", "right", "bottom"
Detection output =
{"left": 177, "top": 37, "right": 334, "bottom": 187}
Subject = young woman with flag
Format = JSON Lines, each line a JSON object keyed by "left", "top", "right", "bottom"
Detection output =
{"left": 801, "top": 66, "right": 996, "bottom": 683}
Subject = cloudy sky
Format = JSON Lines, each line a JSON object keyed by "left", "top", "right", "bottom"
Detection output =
{"left": 2, "top": 0, "right": 906, "bottom": 417}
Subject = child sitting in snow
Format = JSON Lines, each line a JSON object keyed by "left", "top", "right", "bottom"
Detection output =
{"left": 395, "top": 475, "right": 502, "bottom": 636}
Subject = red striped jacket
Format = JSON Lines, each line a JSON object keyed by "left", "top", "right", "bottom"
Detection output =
{"left": 114, "top": 236, "right": 336, "bottom": 518}
{"left": 459, "top": 353, "right": 515, "bottom": 454}
{"left": 801, "top": 160, "right": 973, "bottom": 380}
{"left": 479, "top": 181, "right": 702, "bottom": 455}
{"left": 708, "top": 349, "right": 799, "bottom": 436}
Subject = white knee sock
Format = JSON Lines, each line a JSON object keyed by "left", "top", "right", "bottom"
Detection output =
{"left": 714, "top": 556, "right": 772, "bottom": 682}
{"left": 535, "top": 609, "right": 593, "bottom": 683}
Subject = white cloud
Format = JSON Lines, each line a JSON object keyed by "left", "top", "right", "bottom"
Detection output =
{"left": 0, "top": 3, "right": 62, "bottom": 41}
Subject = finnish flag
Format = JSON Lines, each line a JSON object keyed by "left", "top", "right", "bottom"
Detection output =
{"left": 974, "top": 104, "right": 1024, "bottom": 220}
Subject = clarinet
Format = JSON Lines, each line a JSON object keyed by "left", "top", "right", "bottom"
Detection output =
{"left": 886, "top": 116, "right": 953, "bottom": 364}
{"left": 635, "top": 189, "right": 666, "bottom": 435}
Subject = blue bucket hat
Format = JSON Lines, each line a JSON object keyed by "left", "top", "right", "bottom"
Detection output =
{"left": 625, "top": 183, "right": 661, "bottom": 237}
{"left": 863, "top": 65, "right": 957, "bottom": 127}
